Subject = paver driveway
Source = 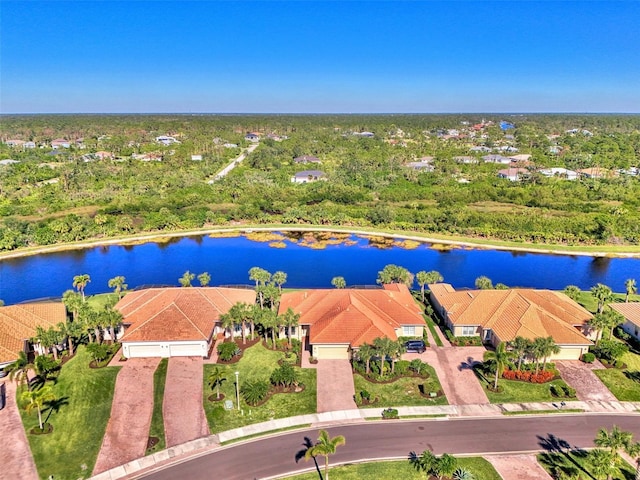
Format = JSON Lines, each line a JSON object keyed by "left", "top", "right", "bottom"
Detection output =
{"left": 93, "top": 357, "right": 161, "bottom": 475}
{"left": 487, "top": 454, "right": 553, "bottom": 480}
{"left": 556, "top": 360, "right": 617, "bottom": 402}
{"left": 0, "top": 380, "right": 38, "bottom": 480}
{"left": 164, "top": 357, "right": 209, "bottom": 447}
{"left": 316, "top": 359, "right": 357, "bottom": 413}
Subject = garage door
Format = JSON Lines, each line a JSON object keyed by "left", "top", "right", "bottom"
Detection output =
{"left": 168, "top": 343, "right": 203, "bottom": 357}
{"left": 314, "top": 345, "right": 350, "bottom": 360}
{"left": 127, "top": 344, "right": 162, "bottom": 358}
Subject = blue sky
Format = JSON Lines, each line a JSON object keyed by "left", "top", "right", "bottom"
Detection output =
{"left": 2, "top": 1, "right": 639, "bottom": 113}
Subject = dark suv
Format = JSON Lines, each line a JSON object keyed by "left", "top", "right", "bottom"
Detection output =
{"left": 404, "top": 340, "right": 426, "bottom": 353}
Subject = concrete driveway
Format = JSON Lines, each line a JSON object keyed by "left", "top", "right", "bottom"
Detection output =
{"left": 556, "top": 360, "right": 617, "bottom": 402}
{"left": 316, "top": 359, "right": 357, "bottom": 413}
{"left": 93, "top": 357, "right": 161, "bottom": 475}
{"left": 487, "top": 454, "right": 553, "bottom": 479}
{"left": 0, "top": 380, "right": 38, "bottom": 480}
{"left": 164, "top": 357, "right": 209, "bottom": 447}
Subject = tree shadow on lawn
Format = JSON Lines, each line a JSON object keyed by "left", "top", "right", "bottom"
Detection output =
{"left": 43, "top": 396, "right": 70, "bottom": 424}
{"left": 623, "top": 370, "right": 640, "bottom": 383}
{"left": 537, "top": 433, "right": 594, "bottom": 480}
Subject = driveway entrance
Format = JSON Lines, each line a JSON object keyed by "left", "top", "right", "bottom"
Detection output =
{"left": 556, "top": 360, "right": 617, "bottom": 402}
{"left": 316, "top": 359, "right": 357, "bottom": 413}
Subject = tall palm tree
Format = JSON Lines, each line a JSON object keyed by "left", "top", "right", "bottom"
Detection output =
{"left": 625, "top": 440, "right": 640, "bottom": 480}
{"left": 272, "top": 271, "right": 287, "bottom": 292}
{"left": 536, "top": 336, "right": 560, "bottom": 372}
{"left": 281, "top": 307, "right": 300, "bottom": 347}
{"left": 21, "top": 386, "right": 56, "bottom": 431}
{"left": 373, "top": 337, "right": 395, "bottom": 375}
{"left": 485, "top": 342, "right": 512, "bottom": 390}
{"left": 389, "top": 340, "right": 406, "bottom": 374}
{"left": 509, "top": 336, "right": 532, "bottom": 371}
{"left": 108, "top": 276, "right": 127, "bottom": 299}
{"left": 591, "top": 283, "right": 613, "bottom": 313}
{"left": 625, "top": 279, "right": 637, "bottom": 303}
{"left": 62, "top": 290, "right": 83, "bottom": 322}
{"left": 207, "top": 367, "right": 226, "bottom": 400}
{"left": 356, "top": 343, "right": 375, "bottom": 375}
{"left": 331, "top": 276, "right": 346, "bottom": 289}
{"left": 219, "top": 311, "right": 237, "bottom": 342}
{"left": 595, "top": 426, "right": 634, "bottom": 461}
{"left": 589, "top": 448, "right": 617, "bottom": 480}
{"left": 72, "top": 274, "right": 91, "bottom": 300}
{"left": 589, "top": 312, "right": 618, "bottom": 345}
{"left": 250, "top": 267, "right": 272, "bottom": 308}
{"left": 376, "top": 264, "right": 414, "bottom": 286}
{"left": 416, "top": 271, "right": 444, "bottom": 302}
{"left": 304, "top": 430, "right": 346, "bottom": 480}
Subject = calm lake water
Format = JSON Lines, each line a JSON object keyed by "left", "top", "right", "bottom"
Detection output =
{"left": 1, "top": 232, "right": 639, "bottom": 305}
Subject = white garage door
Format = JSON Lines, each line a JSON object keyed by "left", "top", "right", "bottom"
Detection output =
{"left": 127, "top": 344, "right": 162, "bottom": 358}
{"left": 169, "top": 343, "right": 203, "bottom": 357}
{"left": 314, "top": 345, "right": 350, "bottom": 360}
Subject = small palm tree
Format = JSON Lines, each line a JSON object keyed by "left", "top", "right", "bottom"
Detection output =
{"left": 625, "top": 278, "right": 637, "bottom": 303}
{"left": 72, "top": 274, "right": 91, "bottom": 300}
{"left": 416, "top": 270, "right": 443, "bottom": 302}
{"left": 485, "top": 342, "right": 512, "bottom": 390}
{"left": 625, "top": 440, "right": 640, "bottom": 480}
{"left": 331, "top": 276, "right": 346, "bottom": 289}
{"left": 197, "top": 272, "right": 211, "bottom": 287}
{"left": 589, "top": 448, "right": 617, "bottom": 480}
{"left": 179, "top": 270, "right": 195, "bottom": 287}
{"left": 108, "top": 276, "right": 127, "bottom": 298}
{"left": 474, "top": 276, "right": 493, "bottom": 290}
{"left": 509, "top": 336, "right": 532, "bottom": 371}
{"left": 5, "top": 351, "right": 33, "bottom": 385}
{"left": 563, "top": 285, "right": 581, "bottom": 301}
{"left": 281, "top": 307, "right": 300, "bottom": 347}
{"left": 357, "top": 343, "right": 376, "bottom": 375}
{"left": 22, "top": 386, "right": 56, "bottom": 431}
{"left": 207, "top": 367, "right": 226, "bottom": 400}
{"left": 272, "top": 271, "right": 287, "bottom": 292}
{"left": 591, "top": 283, "right": 613, "bottom": 313}
{"left": 304, "top": 430, "right": 346, "bottom": 480}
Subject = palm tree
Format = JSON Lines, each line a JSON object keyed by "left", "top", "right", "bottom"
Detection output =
{"left": 197, "top": 272, "right": 211, "bottom": 287}
{"left": 357, "top": 343, "right": 376, "bottom": 375}
{"left": 331, "top": 276, "right": 346, "bottom": 289}
{"left": 416, "top": 270, "right": 443, "bottom": 302}
{"left": 376, "top": 264, "right": 414, "bottom": 286}
{"left": 34, "top": 326, "right": 61, "bottom": 361}
{"left": 485, "top": 342, "right": 512, "bottom": 390}
{"left": 108, "top": 276, "right": 127, "bottom": 299}
{"left": 179, "top": 270, "right": 195, "bottom": 287}
{"left": 207, "top": 367, "right": 226, "bottom": 400}
{"left": 563, "top": 285, "right": 581, "bottom": 301}
{"left": 373, "top": 337, "right": 395, "bottom": 376}
{"left": 588, "top": 311, "right": 621, "bottom": 345}
{"left": 389, "top": 340, "right": 406, "bottom": 374}
{"left": 589, "top": 448, "right": 617, "bottom": 480}
{"left": 534, "top": 336, "right": 560, "bottom": 371}
{"left": 21, "top": 386, "right": 56, "bottom": 431}
{"left": 509, "top": 336, "right": 532, "bottom": 371}
{"left": 475, "top": 276, "right": 493, "bottom": 290}
{"left": 591, "top": 283, "right": 613, "bottom": 313}
{"left": 625, "top": 440, "right": 640, "bottom": 480}
{"left": 73, "top": 274, "right": 91, "bottom": 300}
{"left": 281, "top": 307, "right": 300, "bottom": 347}
{"left": 304, "top": 430, "right": 346, "bottom": 480}
{"left": 5, "top": 351, "right": 33, "bottom": 385}
{"left": 272, "top": 271, "right": 287, "bottom": 292}
{"left": 250, "top": 267, "right": 272, "bottom": 308}
{"left": 102, "top": 307, "right": 123, "bottom": 343}
{"left": 219, "top": 311, "right": 237, "bottom": 342}
{"left": 625, "top": 279, "right": 637, "bottom": 303}
{"left": 62, "top": 289, "right": 83, "bottom": 322}
{"left": 57, "top": 321, "right": 80, "bottom": 356}
{"left": 595, "top": 426, "right": 633, "bottom": 461}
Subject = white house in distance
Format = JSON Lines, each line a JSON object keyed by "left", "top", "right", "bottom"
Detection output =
{"left": 498, "top": 167, "right": 528, "bottom": 182}
{"left": 539, "top": 167, "right": 578, "bottom": 181}
{"left": 609, "top": 303, "right": 640, "bottom": 341}
{"left": 115, "top": 287, "right": 256, "bottom": 358}
{"left": 291, "top": 170, "right": 326, "bottom": 184}
{"left": 155, "top": 135, "right": 180, "bottom": 145}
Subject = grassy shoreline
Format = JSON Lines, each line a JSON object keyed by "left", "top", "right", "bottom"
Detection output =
{"left": 3, "top": 224, "right": 640, "bottom": 261}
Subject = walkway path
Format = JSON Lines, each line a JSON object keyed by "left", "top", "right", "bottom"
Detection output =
{"left": 164, "top": 357, "right": 209, "bottom": 447}
{"left": 0, "top": 380, "right": 39, "bottom": 480}
{"left": 211, "top": 143, "right": 258, "bottom": 181}
{"left": 487, "top": 454, "right": 553, "bottom": 480}
{"left": 315, "top": 360, "right": 356, "bottom": 413}
{"left": 93, "top": 358, "right": 161, "bottom": 475}
{"left": 556, "top": 360, "right": 617, "bottom": 402}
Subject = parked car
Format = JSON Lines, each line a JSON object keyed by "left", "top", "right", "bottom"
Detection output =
{"left": 405, "top": 340, "right": 426, "bottom": 353}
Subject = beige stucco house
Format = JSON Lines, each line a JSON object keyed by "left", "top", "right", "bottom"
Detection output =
{"left": 609, "top": 303, "right": 640, "bottom": 341}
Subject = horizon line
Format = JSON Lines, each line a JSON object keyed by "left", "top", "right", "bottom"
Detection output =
{"left": 2, "top": 112, "right": 640, "bottom": 116}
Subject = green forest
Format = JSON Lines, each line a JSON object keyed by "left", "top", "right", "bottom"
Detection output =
{"left": 1, "top": 114, "right": 639, "bottom": 253}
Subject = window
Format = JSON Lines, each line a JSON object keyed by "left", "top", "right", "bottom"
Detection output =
{"left": 403, "top": 326, "right": 416, "bottom": 336}
{"left": 234, "top": 324, "right": 242, "bottom": 333}
{"left": 461, "top": 326, "right": 476, "bottom": 336}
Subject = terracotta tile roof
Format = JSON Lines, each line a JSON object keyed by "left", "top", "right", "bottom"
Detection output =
{"left": 609, "top": 303, "right": 640, "bottom": 329}
{"left": 0, "top": 302, "right": 67, "bottom": 363}
{"left": 279, "top": 284, "right": 424, "bottom": 347}
{"left": 430, "top": 284, "right": 592, "bottom": 346}
{"left": 117, "top": 287, "right": 256, "bottom": 343}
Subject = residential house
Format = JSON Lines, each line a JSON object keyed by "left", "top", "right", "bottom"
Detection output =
{"left": 95, "top": 151, "right": 114, "bottom": 160}
{"left": 406, "top": 157, "right": 435, "bottom": 172}
{"left": 223, "top": 143, "right": 238, "bottom": 148}
{"left": 191, "top": 155, "right": 203, "bottom": 161}
{"left": 245, "top": 133, "right": 260, "bottom": 142}
{"left": 291, "top": 170, "right": 326, "bottom": 184}
{"left": 428, "top": 284, "right": 594, "bottom": 360}
{"left": 539, "top": 167, "right": 578, "bottom": 181}
{"left": 155, "top": 135, "right": 180, "bottom": 145}
{"left": 0, "top": 159, "right": 20, "bottom": 166}
{"left": 294, "top": 155, "right": 321, "bottom": 165}
{"left": 0, "top": 302, "right": 68, "bottom": 369}
{"left": 454, "top": 156, "right": 478, "bottom": 164}
{"left": 278, "top": 284, "right": 425, "bottom": 360}
{"left": 578, "top": 167, "right": 611, "bottom": 179}
{"left": 609, "top": 303, "right": 640, "bottom": 342}
{"left": 115, "top": 287, "right": 256, "bottom": 358}
{"left": 482, "top": 154, "right": 512, "bottom": 164}
{"left": 498, "top": 167, "right": 528, "bottom": 182}
{"left": 470, "top": 146, "right": 491, "bottom": 153}
{"left": 508, "top": 154, "right": 532, "bottom": 163}
{"left": 5, "top": 139, "right": 25, "bottom": 147}
{"left": 51, "top": 139, "right": 71, "bottom": 149}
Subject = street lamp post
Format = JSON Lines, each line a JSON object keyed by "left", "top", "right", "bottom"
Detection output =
{"left": 235, "top": 371, "right": 240, "bottom": 410}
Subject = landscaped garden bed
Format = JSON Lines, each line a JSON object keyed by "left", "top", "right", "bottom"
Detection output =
{"left": 353, "top": 369, "right": 447, "bottom": 407}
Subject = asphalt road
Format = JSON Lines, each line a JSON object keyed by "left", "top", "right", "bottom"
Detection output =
{"left": 137, "top": 415, "right": 640, "bottom": 480}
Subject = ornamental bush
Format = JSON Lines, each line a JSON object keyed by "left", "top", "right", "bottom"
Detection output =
{"left": 581, "top": 352, "right": 595, "bottom": 363}
{"left": 241, "top": 380, "right": 270, "bottom": 406}
{"left": 217, "top": 342, "right": 240, "bottom": 361}
{"left": 502, "top": 369, "right": 554, "bottom": 383}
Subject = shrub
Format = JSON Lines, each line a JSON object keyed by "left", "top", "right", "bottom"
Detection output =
{"left": 86, "top": 343, "right": 110, "bottom": 363}
{"left": 581, "top": 352, "right": 595, "bottom": 363}
{"left": 563, "top": 385, "right": 576, "bottom": 397}
{"left": 241, "top": 380, "right": 270, "bottom": 406}
{"left": 360, "top": 389, "right": 371, "bottom": 401}
{"left": 614, "top": 360, "right": 625, "bottom": 369}
{"left": 395, "top": 360, "right": 410, "bottom": 376}
{"left": 453, "top": 468, "right": 475, "bottom": 480}
{"left": 503, "top": 369, "right": 554, "bottom": 383}
{"left": 217, "top": 342, "right": 240, "bottom": 361}
{"left": 409, "top": 358, "right": 425, "bottom": 375}
{"left": 270, "top": 363, "right": 298, "bottom": 387}
{"left": 591, "top": 339, "right": 629, "bottom": 363}
{"left": 382, "top": 408, "right": 398, "bottom": 419}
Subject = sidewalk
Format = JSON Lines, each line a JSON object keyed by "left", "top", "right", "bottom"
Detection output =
{"left": 90, "top": 399, "right": 640, "bottom": 480}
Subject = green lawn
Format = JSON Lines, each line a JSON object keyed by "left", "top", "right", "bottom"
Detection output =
{"left": 86, "top": 292, "right": 119, "bottom": 309}
{"left": 353, "top": 365, "right": 448, "bottom": 407}
{"left": 18, "top": 346, "right": 120, "bottom": 480}
{"left": 287, "top": 457, "right": 501, "bottom": 480}
{"left": 538, "top": 450, "right": 635, "bottom": 480}
{"left": 573, "top": 291, "right": 640, "bottom": 313}
{"left": 147, "top": 358, "right": 168, "bottom": 454}
{"left": 592, "top": 349, "right": 640, "bottom": 402}
{"left": 475, "top": 369, "right": 574, "bottom": 404}
{"left": 203, "top": 342, "right": 317, "bottom": 434}
{"left": 424, "top": 315, "right": 444, "bottom": 347}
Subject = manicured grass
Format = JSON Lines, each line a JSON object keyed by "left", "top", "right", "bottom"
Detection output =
{"left": 220, "top": 424, "right": 312, "bottom": 445}
{"left": 573, "top": 291, "right": 640, "bottom": 313}
{"left": 621, "top": 349, "right": 640, "bottom": 370}
{"left": 538, "top": 450, "right": 635, "bottom": 480}
{"left": 475, "top": 369, "right": 573, "bottom": 404}
{"left": 203, "top": 342, "right": 316, "bottom": 434}
{"left": 18, "top": 346, "right": 120, "bottom": 480}
{"left": 286, "top": 457, "right": 501, "bottom": 480}
{"left": 147, "top": 358, "right": 168, "bottom": 454}
{"left": 424, "top": 315, "right": 444, "bottom": 347}
{"left": 86, "top": 292, "right": 118, "bottom": 309}
{"left": 353, "top": 365, "right": 448, "bottom": 407}
{"left": 593, "top": 349, "right": 640, "bottom": 402}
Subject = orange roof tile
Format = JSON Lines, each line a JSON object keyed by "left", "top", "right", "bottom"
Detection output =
{"left": 430, "top": 284, "right": 592, "bottom": 346}
{"left": 609, "top": 303, "right": 640, "bottom": 329}
{"left": 118, "top": 287, "right": 256, "bottom": 343}
{"left": 0, "top": 302, "right": 67, "bottom": 363}
{"left": 279, "top": 284, "right": 424, "bottom": 347}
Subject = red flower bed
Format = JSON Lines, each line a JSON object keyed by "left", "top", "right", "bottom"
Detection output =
{"left": 502, "top": 369, "right": 554, "bottom": 383}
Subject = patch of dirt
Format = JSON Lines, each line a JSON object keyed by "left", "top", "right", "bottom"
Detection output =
{"left": 146, "top": 436, "right": 159, "bottom": 450}
{"left": 208, "top": 393, "right": 226, "bottom": 402}
{"left": 30, "top": 423, "right": 54, "bottom": 435}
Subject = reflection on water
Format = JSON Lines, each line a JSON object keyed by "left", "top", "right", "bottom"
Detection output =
{"left": 590, "top": 256, "right": 612, "bottom": 276}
